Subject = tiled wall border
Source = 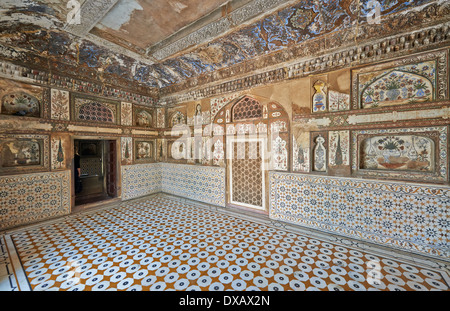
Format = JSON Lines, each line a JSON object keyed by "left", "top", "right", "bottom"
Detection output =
{"left": 269, "top": 171, "right": 450, "bottom": 259}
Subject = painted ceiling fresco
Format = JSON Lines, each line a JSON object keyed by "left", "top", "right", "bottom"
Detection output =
{"left": 92, "top": 0, "right": 230, "bottom": 51}
{"left": 0, "top": 0, "right": 444, "bottom": 94}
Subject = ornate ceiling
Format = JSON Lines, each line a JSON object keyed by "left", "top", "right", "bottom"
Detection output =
{"left": 0, "top": 0, "right": 448, "bottom": 103}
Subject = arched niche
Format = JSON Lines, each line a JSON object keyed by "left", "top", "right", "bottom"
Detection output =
{"left": 1, "top": 92, "right": 41, "bottom": 117}
{"left": 211, "top": 94, "right": 290, "bottom": 213}
{"left": 78, "top": 102, "right": 114, "bottom": 123}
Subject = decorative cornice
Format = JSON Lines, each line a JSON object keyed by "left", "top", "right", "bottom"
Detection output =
{"left": 63, "top": 0, "right": 119, "bottom": 36}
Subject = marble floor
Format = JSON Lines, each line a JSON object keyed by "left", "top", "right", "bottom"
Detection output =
{"left": 1, "top": 193, "right": 449, "bottom": 291}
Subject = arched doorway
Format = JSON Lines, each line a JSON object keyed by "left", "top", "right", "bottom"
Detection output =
{"left": 212, "top": 95, "right": 289, "bottom": 212}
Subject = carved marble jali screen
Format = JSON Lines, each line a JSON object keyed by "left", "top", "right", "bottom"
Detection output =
{"left": 229, "top": 139, "right": 264, "bottom": 210}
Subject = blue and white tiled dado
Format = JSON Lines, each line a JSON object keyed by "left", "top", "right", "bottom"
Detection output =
{"left": 121, "top": 163, "right": 163, "bottom": 201}
{"left": 0, "top": 171, "right": 71, "bottom": 230}
{"left": 161, "top": 163, "right": 225, "bottom": 207}
{"left": 121, "top": 163, "right": 225, "bottom": 207}
{"left": 269, "top": 172, "right": 450, "bottom": 259}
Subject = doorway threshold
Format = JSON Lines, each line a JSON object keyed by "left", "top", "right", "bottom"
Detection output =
{"left": 72, "top": 197, "right": 121, "bottom": 214}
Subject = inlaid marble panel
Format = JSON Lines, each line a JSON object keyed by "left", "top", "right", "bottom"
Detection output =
{"left": 0, "top": 170, "right": 70, "bottom": 230}
{"left": 269, "top": 172, "right": 450, "bottom": 259}
{"left": 121, "top": 163, "right": 162, "bottom": 201}
{"left": 352, "top": 126, "right": 447, "bottom": 183}
{"left": 162, "top": 163, "right": 225, "bottom": 207}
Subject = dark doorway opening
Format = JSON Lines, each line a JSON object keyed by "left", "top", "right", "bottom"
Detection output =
{"left": 74, "top": 139, "right": 117, "bottom": 206}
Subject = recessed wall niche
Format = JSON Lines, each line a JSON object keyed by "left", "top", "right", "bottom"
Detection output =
{"left": 0, "top": 78, "right": 45, "bottom": 118}
{"left": 0, "top": 134, "right": 50, "bottom": 175}
{"left": 352, "top": 126, "right": 448, "bottom": 183}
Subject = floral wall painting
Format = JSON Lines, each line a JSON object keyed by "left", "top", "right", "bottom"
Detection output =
{"left": 353, "top": 49, "right": 448, "bottom": 110}
{"left": 328, "top": 90, "right": 350, "bottom": 111}
{"left": 50, "top": 89, "right": 70, "bottom": 121}
{"left": 121, "top": 102, "right": 133, "bottom": 126}
{"left": 272, "top": 136, "right": 288, "bottom": 171}
{"left": 135, "top": 139, "right": 155, "bottom": 163}
{"left": 360, "top": 135, "right": 434, "bottom": 172}
{"left": 121, "top": 137, "right": 132, "bottom": 165}
{"left": 134, "top": 108, "right": 153, "bottom": 127}
{"left": 51, "top": 136, "right": 68, "bottom": 170}
{"left": 352, "top": 126, "right": 447, "bottom": 183}
{"left": 329, "top": 131, "right": 350, "bottom": 167}
{"left": 156, "top": 108, "right": 166, "bottom": 128}
{"left": 313, "top": 134, "right": 327, "bottom": 172}
{"left": 0, "top": 79, "right": 45, "bottom": 118}
{"left": 312, "top": 80, "right": 327, "bottom": 113}
{"left": 0, "top": 134, "right": 49, "bottom": 174}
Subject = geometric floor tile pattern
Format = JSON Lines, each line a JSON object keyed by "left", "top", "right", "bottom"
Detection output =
{"left": 2, "top": 194, "right": 450, "bottom": 291}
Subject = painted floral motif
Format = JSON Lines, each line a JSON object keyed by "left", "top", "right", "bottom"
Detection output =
{"left": 135, "top": 141, "right": 154, "bottom": 162}
{"left": 121, "top": 137, "right": 132, "bottom": 165}
{"left": 359, "top": 61, "right": 436, "bottom": 108}
{"left": 352, "top": 126, "right": 447, "bottom": 182}
{"left": 1, "top": 139, "right": 41, "bottom": 167}
{"left": 50, "top": 89, "right": 69, "bottom": 121}
{"left": 328, "top": 90, "right": 350, "bottom": 111}
{"left": 51, "top": 137, "right": 65, "bottom": 170}
{"left": 121, "top": 102, "right": 133, "bottom": 126}
{"left": 361, "top": 135, "right": 433, "bottom": 172}
{"left": 135, "top": 109, "right": 153, "bottom": 127}
{"left": 290, "top": 8, "right": 313, "bottom": 30}
{"left": 313, "top": 135, "right": 326, "bottom": 172}
{"left": 213, "top": 139, "right": 224, "bottom": 166}
{"left": 312, "top": 80, "right": 327, "bottom": 112}
{"left": 1, "top": 92, "right": 40, "bottom": 117}
{"left": 272, "top": 136, "right": 288, "bottom": 171}
{"left": 329, "top": 131, "right": 349, "bottom": 166}
{"left": 293, "top": 138, "right": 309, "bottom": 173}
{"left": 156, "top": 108, "right": 165, "bottom": 128}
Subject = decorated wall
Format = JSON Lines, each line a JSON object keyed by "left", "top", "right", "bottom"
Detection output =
{"left": 0, "top": 0, "right": 448, "bottom": 259}
{"left": 0, "top": 65, "right": 161, "bottom": 230}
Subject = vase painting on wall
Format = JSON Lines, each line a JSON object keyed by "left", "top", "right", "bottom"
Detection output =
{"left": 360, "top": 135, "right": 434, "bottom": 172}
{"left": 357, "top": 60, "right": 436, "bottom": 109}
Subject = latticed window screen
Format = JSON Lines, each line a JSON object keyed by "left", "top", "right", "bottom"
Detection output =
{"left": 231, "top": 141, "right": 263, "bottom": 207}
{"left": 232, "top": 97, "right": 262, "bottom": 121}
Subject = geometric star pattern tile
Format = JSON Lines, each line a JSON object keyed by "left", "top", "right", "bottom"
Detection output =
{"left": 2, "top": 195, "right": 449, "bottom": 291}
